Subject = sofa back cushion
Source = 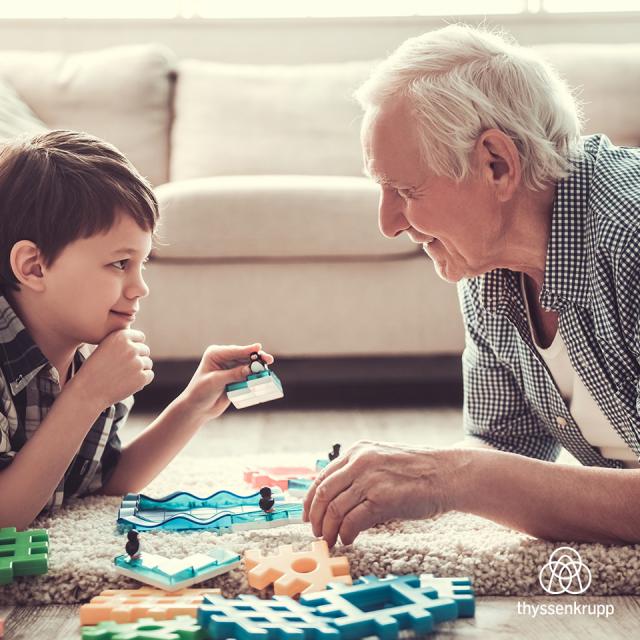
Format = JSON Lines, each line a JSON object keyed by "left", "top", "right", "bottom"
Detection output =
{"left": 534, "top": 43, "right": 640, "bottom": 147}
{"left": 0, "top": 44, "right": 174, "bottom": 186}
{"left": 171, "top": 59, "right": 374, "bottom": 181}
{"left": 172, "top": 44, "right": 640, "bottom": 182}
{"left": 0, "top": 78, "right": 48, "bottom": 141}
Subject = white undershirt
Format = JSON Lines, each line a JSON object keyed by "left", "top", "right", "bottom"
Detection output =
{"left": 520, "top": 273, "right": 639, "bottom": 468}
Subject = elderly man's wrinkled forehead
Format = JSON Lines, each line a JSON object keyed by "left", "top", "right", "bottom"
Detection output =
{"left": 360, "top": 97, "right": 425, "bottom": 187}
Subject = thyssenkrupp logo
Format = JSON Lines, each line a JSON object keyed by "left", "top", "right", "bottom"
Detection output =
{"left": 539, "top": 546, "right": 592, "bottom": 595}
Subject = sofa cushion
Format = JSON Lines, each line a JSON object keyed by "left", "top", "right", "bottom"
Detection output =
{"left": 171, "top": 59, "right": 374, "bottom": 181}
{"left": 0, "top": 78, "right": 48, "bottom": 141}
{"left": 153, "top": 175, "right": 417, "bottom": 260}
{"left": 534, "top": 43, "right": 640, "bottom": 146}
{"left": 0, "top": 44, "right": 175, "bottom": 186}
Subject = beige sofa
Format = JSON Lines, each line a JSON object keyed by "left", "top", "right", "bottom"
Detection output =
{"left": 0, "top": 43, "right": 639, "bottom": 369}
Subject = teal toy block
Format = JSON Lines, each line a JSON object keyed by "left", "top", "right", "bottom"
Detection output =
{"left": 299, "top": 575, "right": 459, "bottom": 640}
{"left": 117, "top": 488, "right": 302, "bottom": 533}
{"left": 420, "top": 574, "right": 475, "bottom": 617}
{"left": 287, "top": 476, "right": 314, "bottom": 497}
{"left": 197, "top": 593, "right": 340, "bottom": 640}
{"left": 114, "top": 547, "right": 241, "bottom": 592}
{"left": 81, "top": 615, "right": 205, "bottom": 639}
{"left": 226, "top": 370, "right": 284, "bottom": 409}
{"left": 0, "top": 526, "right": 49, "bottom": 585}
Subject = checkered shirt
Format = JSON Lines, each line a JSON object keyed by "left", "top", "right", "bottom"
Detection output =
{"left": 0, "top": 294, "right": 132, "bottom": 512}
{"left": 458, "top": 134, "right": 640, "bottom": 468}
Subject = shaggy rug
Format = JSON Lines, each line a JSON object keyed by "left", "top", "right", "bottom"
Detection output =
{"left": 2, "top": 452, "right": 639, "bottom": 605}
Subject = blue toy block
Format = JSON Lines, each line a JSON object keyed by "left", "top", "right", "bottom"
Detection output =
{"left": 114, "top": 547, "right": 241, "bottom": 592}
{"left": 0, "top": 526, "right": 49, "bottom": 585}
{"left": 287, "top": 476, "right": 314, "bottom": 497}
{"left": 226, "top": 370, "right": 284, "bottom": 409}
{"left": 315, "top": 459, "right": 329, "bottom": 471}
{"left": 420, "top": 574, "right": 475, "bottom": 617}
{"left": 81, "top": 615, "right": 204, "bottom": 639}
{"left": 117, "top": 488, "right": 302, "bottom": 533}
{"left": 198, "top": 593, "right": 340, "bottom": 640}
{"left": 299, "top": 575, "right": 459, "bottom": 640}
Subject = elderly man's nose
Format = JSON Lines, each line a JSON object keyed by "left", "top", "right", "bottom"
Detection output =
{"left": 379, "top": 200, "right": 409, "bottom": 239}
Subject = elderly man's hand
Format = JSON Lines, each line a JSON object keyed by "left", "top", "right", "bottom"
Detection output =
{"left": 302, "top": 440, "right": 456, "bottom": 547}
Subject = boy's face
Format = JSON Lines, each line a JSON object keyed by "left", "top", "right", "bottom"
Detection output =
{"left": 41, "top": 210, "right": 153, "bottom": 345}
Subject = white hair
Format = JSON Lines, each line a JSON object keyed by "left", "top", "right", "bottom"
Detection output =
{"left": 355, "top": 24, "right": 584, "bottom": 190}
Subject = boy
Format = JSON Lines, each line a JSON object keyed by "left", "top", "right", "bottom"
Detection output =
{"left": 0, "top": 130, "right": 273, "bottom": 529}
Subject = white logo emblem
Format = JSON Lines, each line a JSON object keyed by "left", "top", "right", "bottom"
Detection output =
{"left": 539, "top": 546, "right": 591, "bottom": 595}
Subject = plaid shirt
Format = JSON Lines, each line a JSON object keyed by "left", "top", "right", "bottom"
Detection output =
{"left": 0, "top": 294, "right": 131, "bottom": 512}
{"left": 459, "top": 134, "right": 640, "bottom": 468}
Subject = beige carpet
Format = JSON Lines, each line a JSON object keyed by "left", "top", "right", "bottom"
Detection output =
{"left": 2, "top": 452, "right": 639, "bottom": 605}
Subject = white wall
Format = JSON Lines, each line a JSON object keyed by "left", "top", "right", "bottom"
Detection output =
{"left": 2, "top": 13, "right": 639, "bottom": 63}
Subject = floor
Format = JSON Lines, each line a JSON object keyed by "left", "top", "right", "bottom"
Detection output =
{"left": 2, "top": 405, "right": 633, "bottom": 639}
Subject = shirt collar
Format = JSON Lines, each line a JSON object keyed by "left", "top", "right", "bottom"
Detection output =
{"left": 480, "top": 141, "right": 594, "bottom": 315}
{"left": 0, "top": 294, "right": 85, "bottom": 396}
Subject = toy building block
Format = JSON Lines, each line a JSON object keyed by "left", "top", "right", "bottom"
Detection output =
{"left": 80, "top": 587, "right": 220, "bottom": 625}
{"left": 114, "top": 547, "right": 241, "bottom": 592}
{"left": 0, "top": 526, "right": 49, "bottom": 585}
{"left": 287, "top": 476, "right": 314, "bottom": 497}
{"left": 244, "top": 540, "right": 351, "bottom": 597}
{"left": 244, "top": 466, "right": 317, "bottom": 492}
{"left": 117, "top": 488, "right": 302, "bottom": 533}
{"left": 226, "top": 370, "right": 284, "bottom": 409}
{"left": 81, "top": 615, "right": 204, "bottom": 640}
{"left": 299, "top": 574, "right": 459, "bottom": 640}
{"left": 420, "top": 574, "right": 475, "bottom": 617}
{"left": 198, "top": 593, "right": 340, "bottom": 640}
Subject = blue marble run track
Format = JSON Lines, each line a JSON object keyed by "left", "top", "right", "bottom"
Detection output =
{"left": 116, "top": 487, "right": 303, "bottom": 533}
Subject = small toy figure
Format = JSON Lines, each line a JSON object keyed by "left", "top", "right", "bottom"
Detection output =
{"left": 249, "top": 352, "right": 269, "bottom": 374}
{"left": 258, "top": 487, "right": 275, "bottom": 513}
{"left": 328, "top": 443, "right": 341, "bottom": 461}
{"left": 125, "top": 529, "right": 141, "bottom": 561}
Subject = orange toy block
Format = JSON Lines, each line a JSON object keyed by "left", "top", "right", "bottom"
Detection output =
{"left": 79, "top": 586, "right": 220, "bottom": 625}
{"left": 243, "top": 466, "right": 317, "bottom": 492}
{"left": 244, "top": 539, "right": 352, "bottom": 597}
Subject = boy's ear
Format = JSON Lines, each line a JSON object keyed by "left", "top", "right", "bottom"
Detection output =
{"left": 10, "top": 241, "right": 46, "bottom": 293}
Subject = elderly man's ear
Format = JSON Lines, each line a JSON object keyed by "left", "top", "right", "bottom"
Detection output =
{"left": 475, "top": 129, "right": 522, "bottom": 202}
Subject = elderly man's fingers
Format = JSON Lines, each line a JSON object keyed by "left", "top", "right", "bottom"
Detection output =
{"left": 338, "top": 500, "right": 378, "bottom": 547}
{"left": 321, "top": 483, "right": 363, "bottom": 548}
{"left": 308, "top": 463, "right": 355, "bottom": 538}
{"left": 303, "top": 455, "right": 350, "bottom": 521}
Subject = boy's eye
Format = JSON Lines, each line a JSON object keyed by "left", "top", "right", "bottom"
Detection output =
{"left": 112, "top": 259, "right": 128, "bottom": 270}
{"left": 397, "top": 188, "right": 414, "bottom": 200}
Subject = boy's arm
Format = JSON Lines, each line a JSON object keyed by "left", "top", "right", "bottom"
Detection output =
{"left": 0, "top": 328, "right": 153, "bottom": 529}
{"left": 101, "top": 393, "right": 206, "bottom": 495}
{"left": 102, "top": 343, "right": 273, "bottom": 496}
{"left": 0, "top": 381, "right": 103, "bottom": 529}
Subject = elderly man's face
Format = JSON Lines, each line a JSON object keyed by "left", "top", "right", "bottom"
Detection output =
{"left": 361, "top": 98, "right": 505, "bottom": 283}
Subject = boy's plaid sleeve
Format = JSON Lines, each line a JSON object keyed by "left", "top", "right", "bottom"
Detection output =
{"left": 89, "top": 394, "right": 134, "bottom": 493}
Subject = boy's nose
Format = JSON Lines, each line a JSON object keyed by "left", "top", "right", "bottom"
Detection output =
{"left": 126, "top": 273, "right": 150, "bottom": 300}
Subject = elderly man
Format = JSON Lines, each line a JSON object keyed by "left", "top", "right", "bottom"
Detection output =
{"left": 303, "top": 25, "right": 640, "bottom": 547}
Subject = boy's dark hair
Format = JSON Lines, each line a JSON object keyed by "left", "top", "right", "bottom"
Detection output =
{"left": 0, "top": 129, "right": 159, "bottom": 292}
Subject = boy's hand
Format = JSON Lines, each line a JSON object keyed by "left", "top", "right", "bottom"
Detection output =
{"left": 70, "top": 329, "right": 154, "bottom": 410}
{"left": 181, "top": 343, "right": 274, "bottom": 421}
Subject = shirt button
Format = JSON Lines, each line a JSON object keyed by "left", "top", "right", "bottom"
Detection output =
{"left": 556, "top": 416, "right": 568, "bottom": 427}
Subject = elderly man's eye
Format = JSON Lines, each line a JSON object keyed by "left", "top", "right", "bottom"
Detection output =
{"left": 397, "top": 188, "right": 414, "bottom": 200}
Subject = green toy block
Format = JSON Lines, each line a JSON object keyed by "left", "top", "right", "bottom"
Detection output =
{"left": 0, "top": 526, "right": 49, "bottom": 585}
{"left": 81, "top": 615, "right": 205, "bottom": 640}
